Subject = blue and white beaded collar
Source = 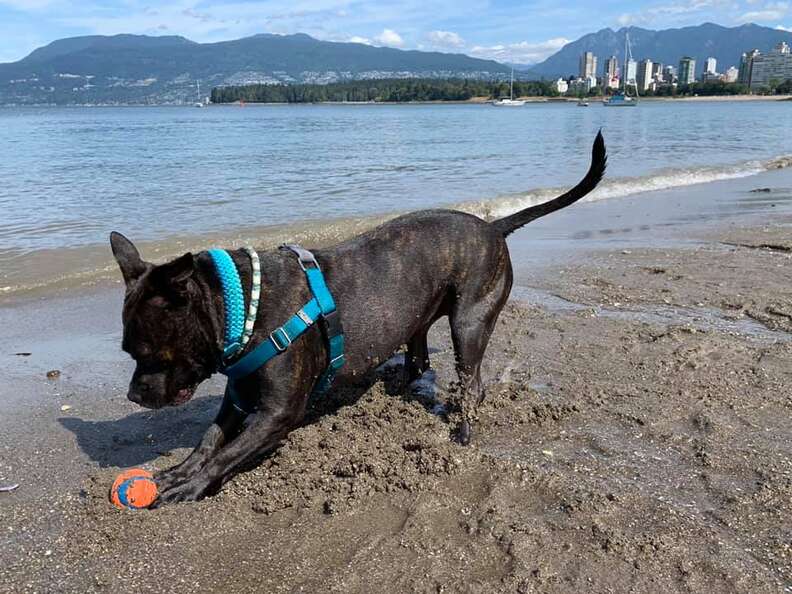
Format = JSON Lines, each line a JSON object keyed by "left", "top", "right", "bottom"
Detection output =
{"left": 207, "top": 247, "right": 261, "bottom": 362}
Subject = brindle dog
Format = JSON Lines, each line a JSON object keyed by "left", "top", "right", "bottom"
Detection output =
{"left": 110, "top": 132, "right": 606, "bottom": 505}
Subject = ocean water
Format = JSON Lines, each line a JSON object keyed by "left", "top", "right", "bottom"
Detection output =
{"left": 1, "top": 100, "right": 791, "bottom": 295}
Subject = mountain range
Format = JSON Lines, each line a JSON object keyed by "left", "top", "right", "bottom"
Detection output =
{"left": 0, "top": 33, "right": 508, "bottom": 105}
{"left": 528, "top": 23, "right": 792, "bottom": 79}
{"left": 1, "top": 23, "right": 792, "bottom": 105}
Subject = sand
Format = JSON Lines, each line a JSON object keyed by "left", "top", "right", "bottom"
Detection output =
{"left": 1, "top": 177, "right": 792, "bottom": 592}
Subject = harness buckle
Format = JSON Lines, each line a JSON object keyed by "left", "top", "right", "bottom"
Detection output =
{"left": 269, "top": 327, "right": 292, "bottom": 352}
{"left": 281, "top": 244, "right": 320, "bottom": 271}
{"left": 296, "top": 255, "right": 319, "bottom": 272}
{"left": 321, "top": 309, "right": 343, "bottom": 337}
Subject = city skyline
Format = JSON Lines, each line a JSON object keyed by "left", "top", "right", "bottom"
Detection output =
{"left": 1, "top": 1, "right": 792, "bottom": 65}
{"left": 559, "top": 45, "right": 767, "bottom": 94}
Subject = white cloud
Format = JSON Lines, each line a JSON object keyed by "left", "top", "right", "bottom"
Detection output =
{"left": 778, "top": 23, "right": 792, "bottom": 30}
{"left": 426, "top": 30, "right": 464, "bottom": 49}
{"left": 616, "top": 0, "right": 737, "bottom": 27}
{"left": 348, "top": 35, "right": 372, "bottom": 45}
{"left": 373, "top": 28, "right": 404, "bottom": 47}
{"left": 469, "top": 37, "right": 570, "bottom": 65}
{"left": 741, "top": 2, "right": 790, "bottom": 22}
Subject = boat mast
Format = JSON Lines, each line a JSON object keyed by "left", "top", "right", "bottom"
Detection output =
{"left": 623, "top": 34, "right": 628, "bottom": 95}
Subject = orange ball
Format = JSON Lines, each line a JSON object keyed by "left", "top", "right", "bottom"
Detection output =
{"left": 110, "top": 468, "right": 158, "bottom": 510}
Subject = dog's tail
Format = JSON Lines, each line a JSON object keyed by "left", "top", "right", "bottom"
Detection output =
{"left": 492, "top": 131, "right": 607, "bottom": 237}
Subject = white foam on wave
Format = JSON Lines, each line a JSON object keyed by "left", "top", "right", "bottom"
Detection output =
{"left": 3, "top": 153, "right": 792, "bottom": 301}
{"left": 458, "top": 154, "right": 792, "bottom": 221}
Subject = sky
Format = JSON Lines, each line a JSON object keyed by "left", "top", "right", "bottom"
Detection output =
{"left": 1, "top": 0, "right": 791, "bottom": 64}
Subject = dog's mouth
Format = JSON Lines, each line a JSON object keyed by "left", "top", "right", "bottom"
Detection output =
{"left": 172, "top": 385, "right": 196, "bottom": 406}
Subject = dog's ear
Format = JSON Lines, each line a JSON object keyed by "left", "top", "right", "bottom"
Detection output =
{"left": 110, "top": 232, "right": 147, "bottom": 286}
{"left": 149, "top": 253, "right": 196, "bottom": 300}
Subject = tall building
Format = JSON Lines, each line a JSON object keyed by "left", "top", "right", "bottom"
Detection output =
{"left": 678, "top": 57, "right": 696, "bottom": 84}
{"left": 579, "top": 52, "right": 598, "bottom": 79}
{"left": 750, "top": 42, "right": 792, "bottom": 89}
{"left": 624, "top": 59, "right": 637, "bottom": 88}
{"left": 739, "top": 49, "right": 760, "bottom": 86}
{"left": 662, "top": 65, "right": 677, "bottom": 84}
{"left": 636, "top": 59, "right": 654, "bottom": 91}
{"left": 651, "top": 62, "right": 664, "bottom": 81}
{"left": 605, "top": 55, "right": 619, "bottom": 88}
{"left": 723, "top": 66, "right": 739, "bottom": 83}
{"left": 704, "top": 57, "right": 718, "bottom": 75}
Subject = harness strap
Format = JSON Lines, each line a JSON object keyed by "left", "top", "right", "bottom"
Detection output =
{"left": 223, "top": 297, "right": 323, "bottom": 379}
{"left": 217, "top": 245, "right": 344, "bottom": 415}
{"left": 281, "top": 245, "right": 345, "bottom": 396}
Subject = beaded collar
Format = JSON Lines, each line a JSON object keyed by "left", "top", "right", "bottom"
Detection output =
{"left": 207, "top": 247, "right": 261, "bottom": 362}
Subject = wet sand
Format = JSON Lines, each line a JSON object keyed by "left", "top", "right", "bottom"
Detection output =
{"left": 1, "top": 170, "right": 792, "bottom": 592}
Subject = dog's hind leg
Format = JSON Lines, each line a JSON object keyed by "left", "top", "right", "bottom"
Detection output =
{"left": 404, "top": 326, "right": 431, "bottom": 386}
{"left": 449, "top": 267, "right": 512, "bottom": 445}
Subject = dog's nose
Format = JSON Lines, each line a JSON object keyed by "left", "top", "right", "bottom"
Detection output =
{"left": 127, "top": 381, "right": 150, "bottom": 404}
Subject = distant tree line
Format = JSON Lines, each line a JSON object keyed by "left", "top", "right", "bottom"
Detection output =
{"left": 211, "top": 78, "right": 560, "bottom": 103}
{"left": 640, "top": 79, "right": 792, "bottom": 97}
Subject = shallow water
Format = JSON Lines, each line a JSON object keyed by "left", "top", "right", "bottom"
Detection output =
{"left": 2, "top": 100, "right": 792, "bottom": 296}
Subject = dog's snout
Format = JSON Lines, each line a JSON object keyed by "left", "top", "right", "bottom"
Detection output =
{"left": 127, "top": 378, "right": 152, "bottom": 404}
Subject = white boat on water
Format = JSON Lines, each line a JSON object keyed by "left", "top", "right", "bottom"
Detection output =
{"left": 194, "top": 80, "right": 206, "bottom": 107}
{"left": 604, "top": 33, "right": 639, "bottom": 107}
{"left": 492, "top": 69, "right": 525, "bottom": 107}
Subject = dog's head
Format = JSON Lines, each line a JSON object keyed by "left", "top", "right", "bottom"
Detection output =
{"left": 110, "top": 232, "right": 217, "bottom": 409}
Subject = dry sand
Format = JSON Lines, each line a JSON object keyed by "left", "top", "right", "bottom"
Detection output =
{"left": 1, "top": 199, "right": 792, "bottom": 592}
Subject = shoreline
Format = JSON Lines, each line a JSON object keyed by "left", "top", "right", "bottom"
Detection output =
{"left": 3, "top": 94, "right": 791, "bottom": 108}
{"left": 4, "top": 156, "right": 792, "bottom": 305}
{"left": 2, "top": 174, "right": 792, "bottom": 591}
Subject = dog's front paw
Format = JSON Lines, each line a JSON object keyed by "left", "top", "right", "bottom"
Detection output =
{"left": 154, "top": 469, "right": 188, "bottom": 493}
{"left": 152, "top": 478, "right": 210, "bottom": 507}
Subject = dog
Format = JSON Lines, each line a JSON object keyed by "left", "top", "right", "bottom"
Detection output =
{"left": 110, "top": 132, "right": 606, "bottom": 505}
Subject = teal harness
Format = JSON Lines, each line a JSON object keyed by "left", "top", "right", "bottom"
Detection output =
{"left": 208, "top": 245, "right": 345, "bottom": 414}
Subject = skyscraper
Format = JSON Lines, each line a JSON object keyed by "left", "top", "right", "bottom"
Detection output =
{"left": 723, "top": 66, "right": 739, "bottom": 83}
{"left": 704, "top": 57, "right": 717, "bottom": 74}
{"left": 605, "top": 55, "right": 618, "bottom": 78}
{"left": 579, "top": 52, "right": 598, "bottom": 79}
{"left": 651, "top": 62, "right": 664, "bottom": 81}
{"left": 636, "top": 59, "right": 653, "bottom": 91}
{"left": 625, "top": 59, "right": 637, "bottom": 88}
{"left": 739, "top": 49, "right": 760, "bottom": 86}
{"left": 678, "top": 57, "right": 696, "bottom": 84}
{"left": 750, "top": 42, "right": 792, "bottom": 89}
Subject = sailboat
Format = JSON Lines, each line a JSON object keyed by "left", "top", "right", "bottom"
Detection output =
{"left": 604, "top": 33, "right": 639, "bottom": 107}
{"left": 492, "top": 69, "right": 526, "bottom": 107}
{"left": 194, "top": 80, "right": 206, "bottom": 108}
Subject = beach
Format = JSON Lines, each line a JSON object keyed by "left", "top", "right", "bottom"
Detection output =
{"left": 1, "top": 166, "right": 791, "bottom": 592}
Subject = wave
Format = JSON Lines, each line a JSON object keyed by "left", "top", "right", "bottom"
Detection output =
{"left": 2, "top": 154, "right": 791, "bottom": 301}
{"left": 458, "top": 154, "right": 792, "bottom": 221}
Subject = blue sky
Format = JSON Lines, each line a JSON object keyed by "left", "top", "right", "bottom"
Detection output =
{"left": 1, "top": 0, "right": 791, "bottom": 64}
